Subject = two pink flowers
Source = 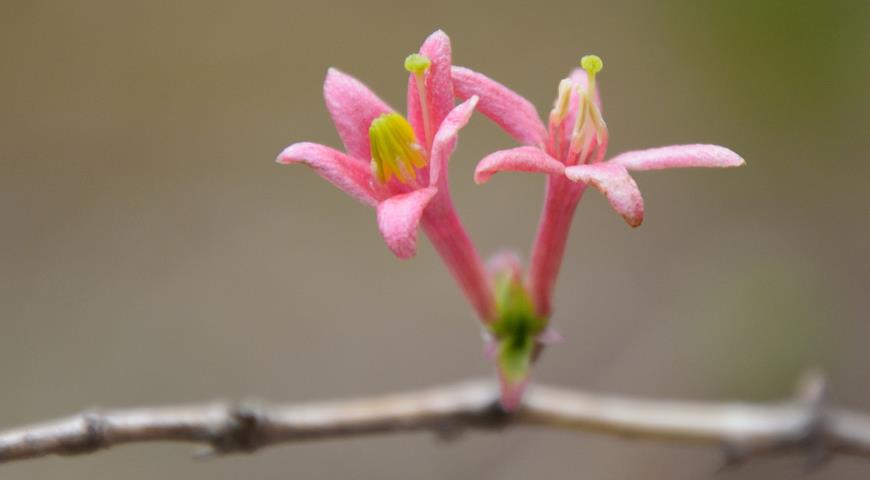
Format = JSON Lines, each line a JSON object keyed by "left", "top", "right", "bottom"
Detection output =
{"left": 276, "top": 30, "right": 744, "bottom": 410}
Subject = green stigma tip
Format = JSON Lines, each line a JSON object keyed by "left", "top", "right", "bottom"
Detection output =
{"left": 404, "top": 54, "right": 431, "bottom": 74}
{"left": 581, "top": 54, "right": 603, "bottom": 75}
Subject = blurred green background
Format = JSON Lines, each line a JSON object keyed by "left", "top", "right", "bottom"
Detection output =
{"left": 2, "top": 0, "right": 868, "bottom": 478}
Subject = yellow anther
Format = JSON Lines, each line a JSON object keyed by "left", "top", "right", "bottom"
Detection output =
{"left": 369, "top": 113, "right": 428, "bottom": 184}
{"left": 550, "top": 78, "right": 574, "bottom": 123}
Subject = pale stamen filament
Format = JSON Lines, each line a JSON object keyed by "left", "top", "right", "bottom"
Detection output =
{"left": 569, "top": 55, "right": 607, "bottom": 164}
{"left": 405, "top": 54, "right": 433, "bottom": 150}
{"left": 548, "top": 78, "right": 574, "bottom": 160}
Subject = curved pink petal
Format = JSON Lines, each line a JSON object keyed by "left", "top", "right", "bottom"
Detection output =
{"left": 276, "top": 142, "right": 377, "bottom": 206}
{"left": 474, "top": 146, "right": 565, "bottom": 184}
{"left": 428, "top": 96, "right": 478, "bottom": 186}
{"left": 452, "top": 66, "right": 547, "bottom": 147}
{"left": 376, "top": 187, "right": 438, "bottom": 259}
{"left": 565, "top": 163, "right": 645, "bottom": 227}
{"left": 420, "top": 30, "right": 454, "bottom": 128}
{"left": 407, "top": 30, "right": 454, "bottom": 143}
{"left": 324, "top": 68, "right": 394, "bottom": 162}
{"left": 608, "top": 144, "right": 745, "bottom": 171}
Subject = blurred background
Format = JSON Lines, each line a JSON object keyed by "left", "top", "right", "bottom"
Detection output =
{"left": 1, "top": 0, "right": 868, "bottom": 478}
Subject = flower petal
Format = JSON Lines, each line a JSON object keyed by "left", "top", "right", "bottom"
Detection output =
{"left": 428, "top": 96, "right": 478, "bottom": 185}
{"left": 481, "top": 329, "right": 498, "bottom": 360}
{"left": 407, "top": 30, "right": 454, "bottom": 142}
{"left": 536, "top": 326, "right": 564, "bottom": 345}
{"left": 376, "top": 187, "right": 438, "bottom": 259}
{"left": 565, "top": 163, "right": 645, "bottom": 227}
{"left": 474, "top": 146, "right": 565, "bottom": 184}
{"left": 324, "top": 68, "right": 394, "bottom": 161}
{"left": 608, "top": 144, "right": 745, "bottom": 171}
{"left": 452, "top": 66, "right": 547, "bottom": 147}
{"left": 486, "top": 250, "right": 523, "bottom": 278}
{"left": 276, "top": 142, "right": 377, "bottom": 206}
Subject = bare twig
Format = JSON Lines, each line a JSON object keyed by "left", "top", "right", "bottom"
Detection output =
{"left": 2, "top": 373, "right": 870, "bottom": 465}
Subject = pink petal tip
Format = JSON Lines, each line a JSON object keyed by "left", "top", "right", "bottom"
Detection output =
{"left": 276, "top": 142, "right": 377, "bottom": 206}
{"left": 609, "top": 144, "right": 745, "bottom": 171}
{"left": 376, "top": 187, "right": 438, "bottom": 259}
{"left": 428, "top": 96, "right": 479, "bottom": 185}
{"left": 565, "top": 163, "right": 645, "bottom": 227}
{"left": 474, "top": 146, "right": 565, "bottom": 184}
{"left": 323, "top": 68, "right": 394, "bottom": 161}
{"left": 452, "top": 66, "right": 547, "bottom": 147}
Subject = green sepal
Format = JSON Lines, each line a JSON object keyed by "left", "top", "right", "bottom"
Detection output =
{"left": 497, "top": 332, "right": 535, "bottom": 382}
{"left": 489, "top": 268, "right": 547, "bottom": 382}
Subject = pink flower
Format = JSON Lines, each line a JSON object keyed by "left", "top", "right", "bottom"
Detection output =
{"left": 454, "top": 55, "right": 745, "bottom": 319}
{"left": 453, "top": 55, "right": 743, "bottom": 409}
{"left": 277, "top": 31, "right": 496, "bottom": 322}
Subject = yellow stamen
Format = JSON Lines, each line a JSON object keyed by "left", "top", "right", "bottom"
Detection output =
{"left": 571, "top": 54, "right": 608, "bottom": 159}
{"left": 550, "top": 78, "right": 573, "bottom": 124}
{"left": 369, "top": 112, "right": 427, "bottom": 184}
{"left": 404, "top": 53, "right": 433, "bottom": 148}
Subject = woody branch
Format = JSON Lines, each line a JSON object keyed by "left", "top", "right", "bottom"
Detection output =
{"left": 2, "top": 373, "right": 870, "bottom": 466}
